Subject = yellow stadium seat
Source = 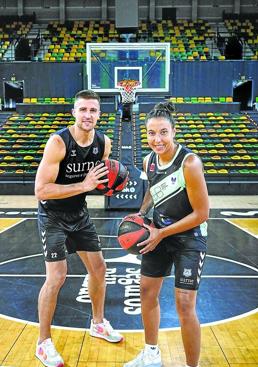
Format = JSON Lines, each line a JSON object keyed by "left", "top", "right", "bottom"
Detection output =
{"left": 226, "top": 97, "right": 233, "bottom": 102}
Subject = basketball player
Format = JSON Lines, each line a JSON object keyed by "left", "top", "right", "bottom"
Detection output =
{"left": 35, "top": 90, "right": 123, "bottom": 367}
{"left": 124, "top": 102, "right": 209, "bottom": 367}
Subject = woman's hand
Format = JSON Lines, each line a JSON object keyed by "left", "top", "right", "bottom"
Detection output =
{"left": 137, "top": 224, "right": 164, "bottom": 255}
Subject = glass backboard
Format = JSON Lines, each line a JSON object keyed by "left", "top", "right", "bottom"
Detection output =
{"left": 86, "top": 43, "right": 170, "bottom": 93}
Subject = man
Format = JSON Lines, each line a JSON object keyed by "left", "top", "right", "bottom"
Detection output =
{"left": 35, "top": 90, "right": 123, "bottom": 367}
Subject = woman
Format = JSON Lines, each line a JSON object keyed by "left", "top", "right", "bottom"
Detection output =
{"left": 124, "top": 102, "right": 209, "bottom": 367}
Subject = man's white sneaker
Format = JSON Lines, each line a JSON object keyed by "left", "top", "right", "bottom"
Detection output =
{"left": 123, "top": 349, "right": 162, "bottom": 367}
{"left": 35, "top": 338, "right": 64, "bottom": 367}
{"left": 89, "top": 318, "right": 123, "bottom": 343}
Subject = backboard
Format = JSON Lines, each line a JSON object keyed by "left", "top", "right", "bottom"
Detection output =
{"left": 86, "top": 43, "right": 170, "bottom": 93}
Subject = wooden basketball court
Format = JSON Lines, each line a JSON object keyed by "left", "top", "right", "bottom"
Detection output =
{"left": 0, "top": 195, "right": 257, "bottom": 367}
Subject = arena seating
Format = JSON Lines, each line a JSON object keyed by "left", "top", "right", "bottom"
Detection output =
{"left": 135, "top": 112, "right": 258, "bottom": 176}
{"left": 0, "top": 112, "right": 116, "bottom": 178}
{"left": 0, "top": 21, "right": 32, "bottom": 60}
{"left": 0, "top": 13, "right": 257, "bottom": 195}
{"left": 22, "top": 96, "right": 234, "bottom": 105}
{"left": 43, "top": 20, "right": 119, "bottom": 62}
{"left": 169, "top": 97, "right": 233, "bottom": 104}
{"left": 23, "top": 97, "right": 74, "bottom": 104}
{"left": 224, "top": 18, "right": 258, "bottom": 60}
{"left": 143, "top": 19, "right": 215, "bottom": 60}
{"left": 1, "top": 108, "right": 257, "bottom": 180}
{"left": 41, "top": 19, "right": 216, "bottom": 62}
{"left": 1, "top": 17, "right": 258, "bottom": 61}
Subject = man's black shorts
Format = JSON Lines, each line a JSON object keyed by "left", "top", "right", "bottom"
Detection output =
{"left": 141, "top": 236, "right": 207, "bottom": 290}
{"left": 38, "top": 204, "right": 101, "bottom": 262}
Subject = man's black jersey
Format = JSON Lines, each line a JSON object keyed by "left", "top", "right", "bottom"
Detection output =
{"left": 40, "top": 127, "right": 105, "bottom": 212}
{"left": 146, "top": 144, "right": 207, "bottom": 237}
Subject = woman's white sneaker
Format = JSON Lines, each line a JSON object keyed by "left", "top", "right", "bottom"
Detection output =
{"left": 35, "top": 338, "right": 64, "bottom": 367}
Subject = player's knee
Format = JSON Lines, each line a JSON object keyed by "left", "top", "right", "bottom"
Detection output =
{"left": 90, "top": 259, "right": 106, "bottom": 280}
{"left": 98, "top": 259, "right": 107, "bottom": 276}
{"left": 46, "top": 271, "right": 66, "bottom": 290}
{"left": 140, "top": 284, "right": 158, "bottom": 303}
{"left": 98, "top": 263, "right": 106, "bottom": 281}
{"left": 176, "top": 294, "right": 196, "bottom": 319}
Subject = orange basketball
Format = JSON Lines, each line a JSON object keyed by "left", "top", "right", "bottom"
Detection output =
{"left": 118, "top": 214, "right": 154, "bottom": 254}
{"left": 96, "top": 159, "right": 129, "bottom": 196}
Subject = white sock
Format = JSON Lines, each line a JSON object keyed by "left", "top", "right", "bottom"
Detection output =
{"left": 144, "top": 344, "right": 159, "bottom": 355}
{"left": 38, "top": 338, "right": 50, "bottom": 345}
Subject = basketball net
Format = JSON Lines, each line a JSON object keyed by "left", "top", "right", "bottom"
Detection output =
{"left": 117, "top": 79, "right": 140, "bottom": 104}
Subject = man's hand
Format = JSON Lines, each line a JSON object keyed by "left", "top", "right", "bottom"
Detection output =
{"left": 81, "top": 162, "right": 109, "bottom": 192}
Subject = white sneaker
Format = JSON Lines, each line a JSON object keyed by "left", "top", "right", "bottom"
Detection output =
{"left": 123, "top": 349, "right": 162, "bottom": 367}
{"left": 35, "top": 338, "right": 64, "bottom": 367}
{"left": 89, "top": 318, "right": 123, "bottom": 343}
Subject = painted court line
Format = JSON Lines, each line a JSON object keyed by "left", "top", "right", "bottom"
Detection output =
{"left": 0, "top": 253, "right": 257, "bottom": 272}
{"left": 0, "top": 274, "right": 257, "bottom": 278}
{"left": 0, "top": 308, "right": 257, "bottom": 333}
{"left": 225, "top": 218, "right": 258, "bottom": 238}
{"left": 0, "top": 218, "right": 26, "bottom": 234}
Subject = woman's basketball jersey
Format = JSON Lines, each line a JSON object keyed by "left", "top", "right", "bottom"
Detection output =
{"left": 146, "top": 144, "right": 207, "bottom": 237}
{"left": 40, "top": 127, "right": 105, "bottom": 211}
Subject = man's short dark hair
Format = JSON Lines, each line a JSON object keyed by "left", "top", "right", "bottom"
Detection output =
{"left": 74, "top": 90, "right": 101, "bottom": 104}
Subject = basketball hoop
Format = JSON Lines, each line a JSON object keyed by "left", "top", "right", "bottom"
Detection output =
{"left": 118, "top": 79, "right": 140, "bottom": 104}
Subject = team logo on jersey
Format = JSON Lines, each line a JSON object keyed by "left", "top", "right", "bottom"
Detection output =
{"left": 150, "top": 163, "right": 155, "bottom": 172}
{"left": 171, "top": 176, "right": 176, "bottom": 184}
{"left": 183, "top": 268, "right": 192, "bottom": 277}
{"left": 93, "top": 147, "right": 98, "bottom": 154}
{"left": 70, "top": 150, "right": 77, "bottom": 157}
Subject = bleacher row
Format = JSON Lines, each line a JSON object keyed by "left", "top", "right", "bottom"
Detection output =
{"left": 0, "top": 112, "right": 117, "bottom": 177}
{"left": 0, "top": 111, "right": 257, "bottom": 178}
{"left": 0, "top": 21, "right": 32, "bottom": 60}
{"left": 1, "top": 18, "right": 258, "bottom": 61}
{"left": 23, "top": 97, "right": 75, "bottom": 104}
{"left": 225, "top": 18, "right": 258, "bottom": 57}
{"left": 42, "top": 19, "right": 215, "bottom": 62}
{"left": 133, "top": 112, "right": 258, "bottom": 176}
{"left": 21, "top": 96, "right": 246, "bottom": 105}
